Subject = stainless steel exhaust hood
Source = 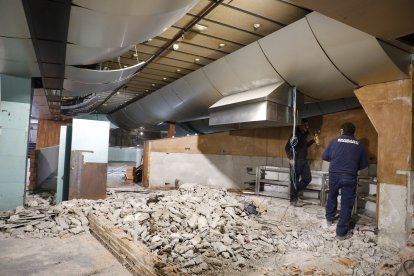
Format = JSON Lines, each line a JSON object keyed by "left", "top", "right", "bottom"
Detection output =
{"left": 208, "top": 82, "right": 303, "bottom": 128}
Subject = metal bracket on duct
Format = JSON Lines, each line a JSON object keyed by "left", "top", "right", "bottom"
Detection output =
{"left": 209, "top": 82, "right": 304, "bottom": 128}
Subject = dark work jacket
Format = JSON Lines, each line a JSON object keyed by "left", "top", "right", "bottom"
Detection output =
{"left": 322, "top": 135, "right": 368, "bottom": 176}
{"left": 285, "top": 127, "right": 315, "bottom": 160}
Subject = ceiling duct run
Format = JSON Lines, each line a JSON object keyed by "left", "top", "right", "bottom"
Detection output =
{"left": 208, "top": 82, "right": 303, "bottom": 128}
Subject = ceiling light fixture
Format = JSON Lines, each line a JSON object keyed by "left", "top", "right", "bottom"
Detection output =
{"left": 253, "top": 23, "right": 261, "bottom": 30}
{"left": 145, "top": 89, "right": 149, "bottom": 92}
{"left": 194, "top": 58, "right": 200, "bottom": 62}
{"left": 163, "top": 77, "right": 167, "bottom": 80}
{"left": 218, "top": 43, "right": 226, "bottom": 48}
{"left": 116, "top": 91, "right": 120, "bottom": 95}
{"left": 152, "top": 83, "right": 156, "bottom": 87}
{"left": 172, "top": 43, "right": 179, "bottom": 50}
{"left": 132, "top": 53, "right": 138, "bottom": 57}
{"left": 147, "top": 38, "right": 152, "bottom": 42}
{"left": 193, "top": 23, "right": 208, "bottom": 32}
{"left": 176, "top": 68, "right": 181, "bottom": 72}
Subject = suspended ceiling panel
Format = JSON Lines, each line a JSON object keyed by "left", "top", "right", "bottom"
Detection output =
{"left": 68, "top": 1, "right": 197, "bottom": 48}
{"left": 227, "top": 0, "right": 308, "bottom": 26}
{"left": 73, "top": 0, "right": 197, "bottom": 16}
{"left": 0, "top": 37, "right": 37, "bottom": 62}
{"left": 202, "top": 58, "right": 243, "bottom": 96}
{"left": 158, "top": 85, "right": 188, "bottom": 118}
{"left": 177, "top": 70, "right": 223, "bottom": 120}
{"left": 65, "top": 44, "right": 134, "bottom": 65}
{"left": 0, "top": 60, "right": 40, "bottom": 77}
{"left": 258, "top": 18, "right": 356, "bottom": 100}
{"left": 65, "top": 61, "right": 145, "bottom": 84}
{"left": 225, "top": 42, "right": 284, "bottom": 93}
{"left": 0, "top": 0, "right": 30, "bottom": 38}
{"left": 63, "top": 76, "right": 132, "bottom": 96}
{"left": 289, "top": 0, "right": 414, "bottom": 40}
{"left": 139, "top": 95, "right": 174, "bottom": 125}
{"left": 306, "top": 12, "right": 408, "bottom": 86}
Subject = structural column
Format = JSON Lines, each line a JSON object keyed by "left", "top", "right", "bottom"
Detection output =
{"left": 0, "top": 75, "right": 32, "bottom": 210}
{"left": 355, "top": 78, "right": 413, "bottom": 244}
{"left": 167, "top": 123, "right": 176, "bottom": 138}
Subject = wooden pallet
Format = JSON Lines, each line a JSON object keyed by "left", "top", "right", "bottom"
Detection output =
{"left": 88, "top": 214, "right": 182, "bottom": 276}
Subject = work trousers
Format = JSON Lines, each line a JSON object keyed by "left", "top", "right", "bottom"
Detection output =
{"left": 325, "top": 172, "right": 357, "bottom": 236}
{"left": 289, "top": 159, "right": 312, "bottom": 201}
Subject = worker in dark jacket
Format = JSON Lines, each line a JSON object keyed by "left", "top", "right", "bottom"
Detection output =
{"left": 322, "top": 122, "right": 368, "bottom": 240}
{"left": 285, "top": 119, "right": 315, "bottom": 206}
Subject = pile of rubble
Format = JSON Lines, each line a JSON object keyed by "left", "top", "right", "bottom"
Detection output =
{"left": 0, "top": 184, "right": 403, "bottom": 275}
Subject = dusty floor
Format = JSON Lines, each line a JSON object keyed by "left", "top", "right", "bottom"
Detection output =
{"left": 0, "top": 234, "right": 130, "bottom": 276}
{"left": 107, "top": 162, "right": 136, "bottom": 188}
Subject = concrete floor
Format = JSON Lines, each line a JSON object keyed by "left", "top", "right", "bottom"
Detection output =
{"left": 107, "top": 162, "right": 136, "bottom": 188}
{"left": 0, "top": 234, "right": 130, "bottom": 276}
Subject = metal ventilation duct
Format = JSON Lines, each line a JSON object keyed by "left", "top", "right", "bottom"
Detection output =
{"left": 209, "top": 82, "right": 303, "bottom": 128}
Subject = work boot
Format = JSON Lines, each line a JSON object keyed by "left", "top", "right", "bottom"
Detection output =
{"left": 298, "top": 190, "right": 304, "bottom": 200}
{"left": 326, "top": 220, "right": 333, "bottom": 227}
{"left": 290, "top": 200, "right": 304, "bottom": 207}
{"left": 336, "top": 232, "right": 353, "bottom": 240}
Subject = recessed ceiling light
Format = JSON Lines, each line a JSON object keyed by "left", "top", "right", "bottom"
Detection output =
{"left": 193, "top": 23, "right": 208, "bottom": 32}
{"left": 148, "top": 38, "right": 152, "bottom": 42}
{"left": 132, "top": 53, "right": 138, "bottom": 57}
{"left": 194, "top": 58, "right": 200, "bottom": 62}
{"left": 176, "top": 68, "right": 181, "bottom": 72}
{"left": 151, "top": 84, "right": 156, "bottom": 87}
{"left": 253, "top": 23, "right": 261, "bottom": 30}
{"left": 219, "top": 43, "right": 226, "bottom": 48}
{"left": 145, "top": 89, "right": 149, "bottom": 92}
{"left": 116, "top": 91, "right": 120, "bottom": 94}
{"left": 163, "top": 77, "right": 167, "bottom": 80}
{"left": 172, "top": 43, "right": 179, "bottom": 50}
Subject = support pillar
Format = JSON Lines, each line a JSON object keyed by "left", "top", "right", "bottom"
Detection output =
{"left": 355, "top": 78, "right": 413, "bottom": 245}
{"left": 167, "top": 123, "right": 176, "bottom": 138}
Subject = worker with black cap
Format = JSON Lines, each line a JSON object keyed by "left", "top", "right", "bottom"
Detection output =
{"left": 285, "top": 118, "right": 316, "bottom": 206}
{"left": 322, "top": 122, "right": 368, "bottom": 240}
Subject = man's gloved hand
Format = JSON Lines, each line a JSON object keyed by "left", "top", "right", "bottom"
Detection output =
{"left": 289, "top": 159, "right": 294, "bottom": 166}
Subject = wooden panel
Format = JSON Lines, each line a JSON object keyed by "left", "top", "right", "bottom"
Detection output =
{"left": 355, "top": 79, "right": 412, "bottom": 186}
{"left": 36, "top": 119, "right": 70, "bottom": 148}
{"left": 69, "top": 150, "right": 107, "bottom": 200}
{"left": 307, "top": 108, "right": 378, "bottom": 163}
{"left": 148, "top": 108, "right": 377, "bottom": 161}
{"left": 142, "top": 141, "right": 151, "bottom": 188}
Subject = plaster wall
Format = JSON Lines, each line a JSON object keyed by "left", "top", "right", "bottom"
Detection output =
{"left": 378, "top": 183, "right": 410, "bottom": 245}
{"left": 355, "top": 78, "right": 413, "bottom": 245}
{"left": 149, "top": 152, "right": 289, "bottom": 189}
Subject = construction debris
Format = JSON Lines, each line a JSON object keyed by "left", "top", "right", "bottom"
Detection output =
{"left": 0, "top": 184, "right": 403, "bottom": 275}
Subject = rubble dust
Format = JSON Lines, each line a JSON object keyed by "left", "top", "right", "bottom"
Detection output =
{"left": 0, "top": 184, "right": 404, "bottom": 275}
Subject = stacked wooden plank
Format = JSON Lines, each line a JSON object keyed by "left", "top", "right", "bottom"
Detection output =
{"left": 28, "top": 150, "right": 38, "bottom": 191}
{"left": 88, "top": 214, "right": 182, "bottom": 276}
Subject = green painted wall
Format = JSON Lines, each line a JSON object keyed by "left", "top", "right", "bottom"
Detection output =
{"left": 0, "top": 74, "right": 32, "bottom": 210}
